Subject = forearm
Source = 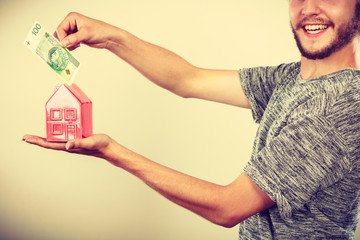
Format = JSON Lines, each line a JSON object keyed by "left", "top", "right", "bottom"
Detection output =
{"left": 106, "top": 28, "right": 199, "bottom": 97}
{"left": 105, "top": 140, "right": 238, "bottom": 227}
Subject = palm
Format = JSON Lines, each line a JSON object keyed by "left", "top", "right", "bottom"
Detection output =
{"left": 23, "top": 134, "right": 112, "bottom": 155}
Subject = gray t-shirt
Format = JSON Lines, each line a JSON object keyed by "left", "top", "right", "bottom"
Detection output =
{"left": 239, "top": 62, "right": 360, "bottom": 239}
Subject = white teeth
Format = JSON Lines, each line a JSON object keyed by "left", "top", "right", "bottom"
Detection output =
{"left": 309, "top": 29, "right": 322, "bottom": 34}
{"left": 304, "top": 24, "right": 328, "bottom": 32}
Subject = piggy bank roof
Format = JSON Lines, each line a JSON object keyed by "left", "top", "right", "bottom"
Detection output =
{"left": 62, "top": 83, "right": 91, "bottom": 103}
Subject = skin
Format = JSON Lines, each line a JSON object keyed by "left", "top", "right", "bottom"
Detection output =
{"left": 23, "top": 13, "right": 272, "bottom": 227}
{"left": 289, "top": 0, "right": 359, "bottom": 79}
{"left": 23, "top": 0, "right": 360, "bottom": 228}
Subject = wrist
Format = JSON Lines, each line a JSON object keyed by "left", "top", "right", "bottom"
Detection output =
{"left": 101, "top": 137, "right": 132, "bottom": 168}
{"left": 105, "top": 26, "right": 128, "bottom": 51}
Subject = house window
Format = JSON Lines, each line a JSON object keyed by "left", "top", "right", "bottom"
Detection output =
{"left": 65, "top": 108, "right": 77, "bottom": 121}
{"left": 50, "top": 108, "right": 63, "bottom": 121}
{"left": 51, "top": 123, "right": 63, "bottom": 135}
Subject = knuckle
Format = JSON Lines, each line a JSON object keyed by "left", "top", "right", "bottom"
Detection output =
{"left": 67, "top": 12, "right": 79, "bottom": 17}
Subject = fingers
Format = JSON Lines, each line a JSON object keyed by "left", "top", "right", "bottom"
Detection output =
{"left": 22, "top": 134, "right": 98, "bottom": 157}
{"left": 22, "top": 135, "right": 67, "bottom": 150}
{"left": 55, "top": 12, "right": 86, "bottom": 49}
{"left": 22, "top": 134, "right": 92, "bottom": 151}
{"left": 61, "top": 34, "right": 83, "bottom": 49}
{"left": 54, "top": 30, "right": 79, "bottom": 51}
{"left": 56, "top": 12, "right": 79, "bottom": 41}
{"left": 56, "top": 12, "right": 113, "bottom": 50}
{"left": 23, "top": 134, "right": 112, "bottom": 160}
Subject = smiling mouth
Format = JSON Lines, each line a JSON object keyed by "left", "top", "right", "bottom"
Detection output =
{"left": 303, "top": 24, "right": 329, "bottom": 34}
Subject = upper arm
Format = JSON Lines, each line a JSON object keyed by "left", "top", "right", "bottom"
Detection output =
{"left": 183, "top": 68, "right": 252, "bottom": 109}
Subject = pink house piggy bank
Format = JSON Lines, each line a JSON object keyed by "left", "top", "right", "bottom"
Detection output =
{"left": 45, "top": 84, "right": 93, "bottom": 142}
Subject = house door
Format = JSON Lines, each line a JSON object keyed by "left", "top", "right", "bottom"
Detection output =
{"left": 66, "top": 124, "right": 76, "bottom": 140}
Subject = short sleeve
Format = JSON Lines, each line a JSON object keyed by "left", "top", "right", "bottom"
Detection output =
{"left": 244, "top": 112, "right": 351, "bottom": 219}
{"left": 239, "top": 62, "right": 300, "bottom": 123}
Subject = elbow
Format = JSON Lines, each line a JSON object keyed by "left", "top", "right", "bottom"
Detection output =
{"left": 164, "top": 67, "right": 201, "bottom": 99}
{"left": 215, "top": 217, "right": 244, "bottom": 229}
{"left": 174, "top": 90, "right": 193, "bottom": 99}
{"left": 209, "top": 209, "right": 246, "bottom": 228}
{"left": 212, "top": 217, "right": 241, "bottom": 229}
{"left": 216, "top": 221, "right": 239, "bottom": 229}
{"left": 166, "top": 85, "right": 193, "bottom": 99}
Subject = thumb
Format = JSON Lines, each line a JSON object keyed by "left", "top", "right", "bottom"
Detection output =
{"left": 65, "top": 140, "right": 79, "bottom": 150}
{"left": 61, "top": 32, "right": 85, "bottom": 48}
{"left": 65, "top": 137, "right": 96, "bottom": 151}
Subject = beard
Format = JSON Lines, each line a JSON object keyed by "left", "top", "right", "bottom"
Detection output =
{"left": 291, "top": 3, "right": 360, "bottom": 60}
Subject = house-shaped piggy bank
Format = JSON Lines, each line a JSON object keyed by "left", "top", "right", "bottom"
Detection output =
{"left": 45, "top": 84, "right": 93, "bottom": 142}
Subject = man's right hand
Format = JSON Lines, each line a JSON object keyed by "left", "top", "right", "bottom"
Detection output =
{"left": 55, "top": 12, "right": 118, "bottom": 50}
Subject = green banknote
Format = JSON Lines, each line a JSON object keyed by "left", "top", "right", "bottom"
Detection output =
{"left": 24, "top": 21, "right": 80, "bottom": 85}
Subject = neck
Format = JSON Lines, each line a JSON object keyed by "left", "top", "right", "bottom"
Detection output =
{"left": 300, "top": 40, "right": 359, "bottom": 80}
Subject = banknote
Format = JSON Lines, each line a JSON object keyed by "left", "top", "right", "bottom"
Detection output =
{"left": 24, "top": 21, "right": 80, "bottom": 85}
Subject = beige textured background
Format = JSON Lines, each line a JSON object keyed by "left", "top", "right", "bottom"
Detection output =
{"left": 1, "top": 0, "right": 358, "bottom": 239}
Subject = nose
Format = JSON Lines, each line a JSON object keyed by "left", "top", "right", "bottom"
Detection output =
{"left": 301, "top": 0, "right": 321, "bottom": 16}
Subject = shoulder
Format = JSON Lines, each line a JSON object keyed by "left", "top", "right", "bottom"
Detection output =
{"left": 239, "top": 62, "right": 300, "bottom": 79}
{"left": 293, "top": 69, "right": 360, "bottom": 113}
{"left": 291, "top": 69, "right": 360, "bottom": 145}
{"left": 328, "top": 69, "right": 360, "bottom": 111}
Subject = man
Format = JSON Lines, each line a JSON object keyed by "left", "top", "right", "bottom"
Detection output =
{"left": 23, "top": 0, "right": 360, "bottom": 239}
